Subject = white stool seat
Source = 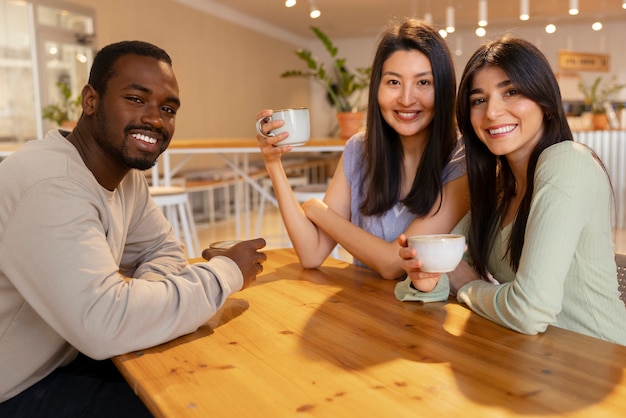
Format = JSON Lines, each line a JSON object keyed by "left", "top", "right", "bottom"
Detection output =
{"left": 150, "top": 186, "right": 201, "bottom": 258}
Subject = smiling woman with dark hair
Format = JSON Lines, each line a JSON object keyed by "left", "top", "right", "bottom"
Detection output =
{"left": 255, "top": 18, "right": 469, "bottom": 280}
{"left": 398, "top": 35, "right": 626, "bottom": 346}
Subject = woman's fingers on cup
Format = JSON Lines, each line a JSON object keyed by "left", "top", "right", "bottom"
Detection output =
{"left": 256, "top": 118, "right": 286, "bottom": 139}
{"left": 399, "top": 245, "right": 415, "bottom": 260}
{"left": 255, "top": 109, "right": 273, "bottom": 121}
{"left": 255, "top": 116, "right": 272, "bottom": 138}
{"left": 259, "top": 131, "right": 289, "bottom": 146}
{"left": 266, "top": 119, "right": 285, "bottom": 133}
{"left": 397, "top": 233, "right": 409, "bottom": 248}
{"left": 400, "top": 254, "right": 422, "bottom": 274}
{"left": 409, "top": 258, "right": 424, "bottom": 271}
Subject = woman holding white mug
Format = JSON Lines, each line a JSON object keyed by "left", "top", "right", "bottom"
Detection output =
{"left": 397, "top": 35, "right": 626, "bottom": 346}
{"left": 255, "top": 18, "right": 469, "bottom": 280}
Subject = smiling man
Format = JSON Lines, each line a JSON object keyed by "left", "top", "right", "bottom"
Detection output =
{"left": 0, "top": 40, "right": 266, "bottom": 417}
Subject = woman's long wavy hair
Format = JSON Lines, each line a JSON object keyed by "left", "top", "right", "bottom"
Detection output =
{"left": 360, "top": 18, "right": 458, "bottom": 217}
{"left": 456, "top": 35, "right": 574, "bottom": 276}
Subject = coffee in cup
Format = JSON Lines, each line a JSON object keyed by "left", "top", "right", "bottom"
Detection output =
{"left": 255, "top": 108, "right": 310, "bottom": 147}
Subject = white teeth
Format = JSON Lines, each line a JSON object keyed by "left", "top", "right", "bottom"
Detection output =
{"left": 132, "top": 133, "right": 157, "bottom": 144}
{"left": 489, "top": 125, "right": 516, "bottom": 135}
{"left": 398, "top": 112, "right": 417, "bottom": 117}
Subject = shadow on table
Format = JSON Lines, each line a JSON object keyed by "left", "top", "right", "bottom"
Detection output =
{"left": 131, "top": 298, "right": 250, "bottom": 355}
{"left": 289, "top": 264, "right": 625, "bottom": 415}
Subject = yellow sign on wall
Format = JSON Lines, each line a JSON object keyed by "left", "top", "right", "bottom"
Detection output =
{"left": 558, "top": 50, "right": 609, "bottom": 72}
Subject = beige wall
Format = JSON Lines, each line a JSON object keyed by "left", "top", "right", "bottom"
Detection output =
{"left": 68, "top": 0, "right": 310, "bottom": 140}
{"left": 65, "top": 0, "right": 626, "bottom": 141}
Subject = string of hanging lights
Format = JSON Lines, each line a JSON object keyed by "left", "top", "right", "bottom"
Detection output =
{"left": 520, "top": 0, "right": 530, "bottom": 21}
{"left": 309, "top": 0, "right": 321, "bottom": 19}
{"left": 284, "top": 1, "right": 622, "bottom": 35}
{"left": 478, "top": 0, "right": 488, "bottom": 27}
{"left": 445, "top": 5, "right": 455, "bottom": 33}
{"left": 463, "top": 0, "right": 612, "bottom": 37}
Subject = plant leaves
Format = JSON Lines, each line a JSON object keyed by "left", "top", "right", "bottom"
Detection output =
{"left": 280, "top": 26, "right": 371, "bottom": 112}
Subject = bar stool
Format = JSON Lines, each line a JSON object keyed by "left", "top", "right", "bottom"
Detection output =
{"left": 149, "top": 185, "right": 201, "bottom": 258}
{"left": 292, "top": 183, "right": 341, "bottom": 259}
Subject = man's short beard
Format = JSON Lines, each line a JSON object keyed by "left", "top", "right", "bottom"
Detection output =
{"left": 94, "top": 108, "right": 157, "bottom": 171}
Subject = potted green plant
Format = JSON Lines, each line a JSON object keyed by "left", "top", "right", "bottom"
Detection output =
{"left": 281, "top": 26, "right": 371, "bottom": 139}
{"left": 578, "top": 76, "right": 626, "bottom": 130}
{"left": 42, "top": 81, "right": 82, "bottom": 129}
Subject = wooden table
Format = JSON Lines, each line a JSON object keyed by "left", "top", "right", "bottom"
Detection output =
{"left": 158, "top": 138, "right": 345, "bottom": 238}
{"left": 114, "top": 249, "right": 626, "bottom": 417}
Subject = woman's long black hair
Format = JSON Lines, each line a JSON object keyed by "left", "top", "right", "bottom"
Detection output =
{"left": 456, "top": 35, "right": 574, "bottom": 276}
{"left": 360, "top": 18, "right": 458, "bottom": 218}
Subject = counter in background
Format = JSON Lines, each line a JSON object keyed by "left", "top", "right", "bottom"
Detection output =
{"left": 159, "top": 138, "right": 346, "bottom": 239}
{"left": 574, "top": 130, "right": 626, "bottom": 229}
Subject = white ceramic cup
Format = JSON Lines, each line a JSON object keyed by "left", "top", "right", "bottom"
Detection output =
{"left": 407, "top": 234, "right": 466, "bottom": 273}
{"left": 256, "top": 108, "right": 310, "bottom": 147}
{"left": 209, "top": 240, "right": 241, "bottom": 250}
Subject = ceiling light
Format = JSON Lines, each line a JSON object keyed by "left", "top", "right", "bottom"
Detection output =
{"left": 446, "top": 6, "right": 455, "bottom": 33}
{"left": 475, "top": 27, "right": 486, "bottom": 37}
{"left": 285, "top": 0, "right": 296, "bottom": 7}
{"left": 520, "top": 0, "right": 529, "bottom": 21}
{"left": 424, "top": 12, "right": 433, "bottom": 24}
{"left": 545, "top": 23, "right": 556, "bottom": 34}
{"left": 569, "top": 0, "right": 579, "bottom": 15}
{"left": 439, "top": 29, "right": 448, "bottom": 38}
{"left": 309, "top": 0, "right": 320, "bottom": 19}
{"left": 592, "top": 21, "right": 603, "bottom": 31}
{"left": 478, "top": 0, "right": 488, "bottom": 27}
{"left": 623, "top": 0, "right": 626, "bottom": 10}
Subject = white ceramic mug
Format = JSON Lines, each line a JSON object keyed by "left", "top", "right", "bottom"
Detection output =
{"left": 256, "top": 108, "right": 310, "bottom": 147}
{"left": 209, "top": 240, "right": 241, "bottom": 250}
{"left": 407, "top": 234, "right": 466, "bottom": 273}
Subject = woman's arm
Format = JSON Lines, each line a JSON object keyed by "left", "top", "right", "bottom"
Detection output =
{"left": 256, "top": 109, "right": 344, "bottom": 268}
{"left": 456, "top": 143, "right": 611, "bottom": 334}
{"left": 306, "top": 174, "right": 470, "bottom": 279}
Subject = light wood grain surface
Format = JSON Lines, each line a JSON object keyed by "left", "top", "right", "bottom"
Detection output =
{"left": 114, "top": 249, "right": 626, "bottom": 417}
